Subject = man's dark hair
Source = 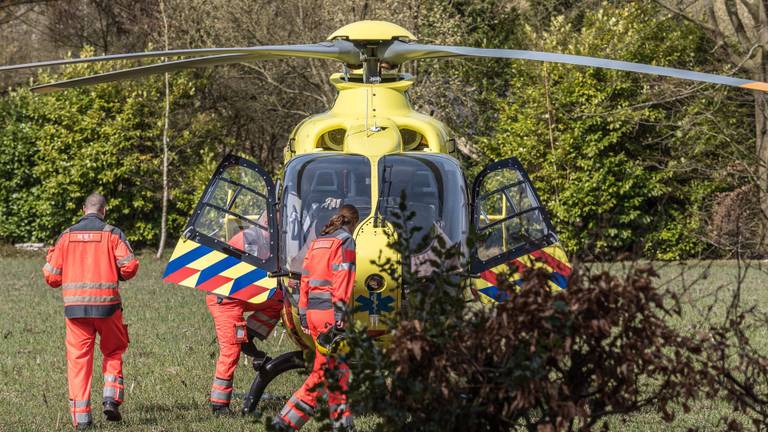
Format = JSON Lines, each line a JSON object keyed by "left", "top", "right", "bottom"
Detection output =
{"left": 83, "top": 192, "right": 107, "bottom": 212}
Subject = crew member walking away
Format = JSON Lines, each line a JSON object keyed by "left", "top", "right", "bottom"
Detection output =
{"left": 206, "top": 223, "right": 284, "bottom": 415}
{"left": 274, "top": 204, "right": 359, "bottom": 431}
{"left": 42, "top": 193, "right": 139, "bottom": 430}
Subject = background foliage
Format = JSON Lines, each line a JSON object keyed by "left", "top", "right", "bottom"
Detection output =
{"left": 0, "top": 0, "right": 761, "bottom": 258}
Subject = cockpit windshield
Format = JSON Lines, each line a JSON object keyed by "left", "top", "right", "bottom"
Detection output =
{"left": 281, "top": 154, "right": 372, "bottom": 272}
{"left": 378, "top": 154, "right": 468, "bottom": 272}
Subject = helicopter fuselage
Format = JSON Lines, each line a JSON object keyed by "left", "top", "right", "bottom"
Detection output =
{"left": 277, "top": 73, "right": 464, "bottom": 349}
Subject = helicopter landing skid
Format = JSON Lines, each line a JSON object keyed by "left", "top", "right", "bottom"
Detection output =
{"left": 241, "top": 350, "right": 305, "bottom": 415}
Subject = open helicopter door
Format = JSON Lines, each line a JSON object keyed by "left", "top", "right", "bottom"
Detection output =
{"left": 162, "top": 154, "right": 280, "bottom": 304}
{"left": 470, "top": 157, "right": 572, "bottom": 303}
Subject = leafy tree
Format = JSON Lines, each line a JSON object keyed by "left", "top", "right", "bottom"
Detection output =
{"left": 480, "top": 2, "right": 752, "bottom": 258}
{"left": 0, "top": 50, "right": 219, "bottom": 246}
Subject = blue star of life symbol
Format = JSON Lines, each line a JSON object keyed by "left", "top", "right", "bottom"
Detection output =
{"left": 355, "top": 292, "right": 395, "bottom": 315}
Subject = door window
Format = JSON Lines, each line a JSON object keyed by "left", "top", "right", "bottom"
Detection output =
{"left": 187, "top": 155, "right": 278, "bottom": 270}
{"left": 471, "top": 158, "right": 556, "bottom": 273}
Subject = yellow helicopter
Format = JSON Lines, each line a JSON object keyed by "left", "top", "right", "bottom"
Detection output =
{"left": 4, "top": 20, "right": 768, "bottom": 414}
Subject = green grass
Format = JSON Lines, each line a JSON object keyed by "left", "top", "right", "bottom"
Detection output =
{"left": 0, "top": 253, "right": 765, "bottom": 431}
{"left": 0, "top": 251, "right": 378, "bottom": 431}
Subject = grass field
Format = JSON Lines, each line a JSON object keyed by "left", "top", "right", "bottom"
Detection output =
{"left": 0, "top": 250, "right": 766, "bottom": 431}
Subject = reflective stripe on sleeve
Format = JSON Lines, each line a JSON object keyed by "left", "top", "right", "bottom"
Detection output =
{"left": 116, "top": 254, "right": 135, "bottom": 267}
{"left": 332, "top": 262, "right": 355, "bottom": 271}
{"left": 43, "top": 262, "right": 62, "bottom": 275}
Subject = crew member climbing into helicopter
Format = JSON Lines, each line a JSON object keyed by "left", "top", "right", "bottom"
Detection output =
{"left": 206, "top": 213, "right": 284, "bottom": 415}
{"left": 274, "top": 204, "right": 359, "bottom": 431}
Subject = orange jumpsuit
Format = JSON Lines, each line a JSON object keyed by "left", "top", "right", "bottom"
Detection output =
{"left": 207, "top": 229, "right": 284, "bottom": 408}
{"left": 43, "top": 213, "right": 139, "bottom": 428}
{"left": 276, "top": 227, "right": 355, "bottom": 430}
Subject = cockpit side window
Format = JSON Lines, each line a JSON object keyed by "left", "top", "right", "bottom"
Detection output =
{"left": 281, "top": 154, "right": 372, "bottom": 272}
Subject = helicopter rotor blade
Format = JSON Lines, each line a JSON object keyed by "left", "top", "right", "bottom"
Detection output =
{"left": 381, "top": 40, "right": 768, "bottom": 92}
{"left": 31, "top": 53, "right": 268, "bottom": 93}
{"left": 26, "top": 40, "right": 363, "bottom": 93}
{"left": 0, "top": 48, "right": 264, "bottom": 72}
{"left": 2, "top": 40, "right": 361, "bottom": 73}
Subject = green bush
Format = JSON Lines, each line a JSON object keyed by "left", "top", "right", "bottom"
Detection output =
{"left": 478, "top": 2, "right": 751, "bottom": 259}
{"left": 0, "top": 50, "right": 220, "bottom": 247}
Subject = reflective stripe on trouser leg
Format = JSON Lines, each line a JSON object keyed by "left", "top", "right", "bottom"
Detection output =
{"left": 210, "top": 377, "right": 233, "bottom": 405}
{"left": 247, "top": 311, "right": 280, "bottom": 339}
{"left": 69, "top": 399, "right": 92, "bottom": 426}
{"left": 103, "top": 374, "right": 125, "bottom": 403}
{"left": 278, "top": 396, "right": 315, "bottom": 430}
{"left": 330, "top": 403, "right": 354, "bottom": 430}
{"left": 333, "top": 414, "right": 355, "bottom": 431}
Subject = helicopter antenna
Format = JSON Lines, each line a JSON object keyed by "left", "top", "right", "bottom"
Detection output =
{"left": 365, "top": 87, "right": 369, "bottom": 133}
{"left": 342, "top": 65, "right": 350, "bottom": 82}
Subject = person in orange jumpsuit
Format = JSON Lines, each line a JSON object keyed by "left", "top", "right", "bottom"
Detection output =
{"left": 42, "top": 193, "right": 139, "bottom": 430}
{"left": 207, "top": 221, "right": 284, "bottom": 414}
{"left": 274, "top": 204, "right": 359, "bottom": 431}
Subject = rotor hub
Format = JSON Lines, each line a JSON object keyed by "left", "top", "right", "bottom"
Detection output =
{"left": 328, "top": 20, "right": 415, "bottom": 42}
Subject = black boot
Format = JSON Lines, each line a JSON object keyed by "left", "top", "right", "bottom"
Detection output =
{"left": 103, "top": 401, "right": 122, "bottom": 422}
{"left": 75, "top": 422, "right": 92, "bottom": 431}
{"left": 211, "top": 403, "right": 235, "bottom": 416}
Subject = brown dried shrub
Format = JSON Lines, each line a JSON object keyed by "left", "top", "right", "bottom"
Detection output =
{"left": 347, "top": 263, "right": 718, "bottom": 431}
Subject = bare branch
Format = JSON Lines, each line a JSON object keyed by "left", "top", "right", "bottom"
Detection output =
{"left": 737, "top": 0, "right": 760, "bottom": 22}
{"left": 237, "top": 62, "right": 329, "bottom": 105}
{"left": 655, "top": 0, "right": 722, "bottom": 35}
{"left": 724, "top": 0, "right": 755, "bottom": 47}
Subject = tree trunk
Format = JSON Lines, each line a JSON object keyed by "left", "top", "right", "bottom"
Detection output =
{"left": 755, "top": 91, "right": 768, "bottom": 252}
{"left": 756, "top": 1, "right": 768, "bottom": 253}
{"left": 156, "top": 0, "right": 170, "bottom": 259}
{"left": 156, "top": 72, "right": 170, "bottom": 258}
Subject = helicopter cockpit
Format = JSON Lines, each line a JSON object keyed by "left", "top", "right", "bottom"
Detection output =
{"left": 281, "top": 154, "right": 372, "bottom": 273}
{"left": 279, "top": 152, "right": 470, "bottom": 277}
{"left": 377, "top": 154, "right": 468, "bottom": 276}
